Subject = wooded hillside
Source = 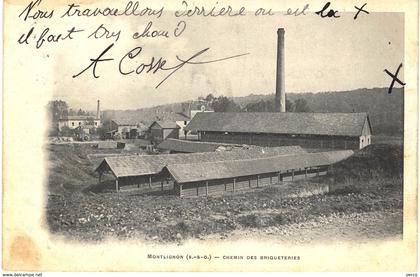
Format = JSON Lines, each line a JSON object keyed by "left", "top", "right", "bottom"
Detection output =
{"left": 102, "top": 87, "right": 403, "bottom": 136}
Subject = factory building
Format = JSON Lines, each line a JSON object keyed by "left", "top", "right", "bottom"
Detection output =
{"left": 184, "top": 28, "right": 372, "bottom": 150}
{"left": 185, "top": 112, "right": 372, "bottom": 150}
{"left": 93, "top": 27, "right": 365, "bottom": 195}
{"left": 58, "top": 100, "right": 101, "bottom": 131}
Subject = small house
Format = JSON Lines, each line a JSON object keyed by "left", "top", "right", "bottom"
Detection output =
{"left": 58, "top": 115, "right": 101, "bottom": 131}
{"left": 149, "top": 121, "right": 180, "bottom": 143}
{"left": 110, "top": 119, "right": 148, "bottom": 139}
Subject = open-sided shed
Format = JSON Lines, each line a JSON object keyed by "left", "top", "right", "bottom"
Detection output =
{"left": 164, "top": 150, "right": 354, "bottom": 197}
{"left": 94, "top": 146, "right": 307, "bottom": 191}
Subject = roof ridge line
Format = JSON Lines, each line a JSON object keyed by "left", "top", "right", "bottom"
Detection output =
{"left": 165, "top": 150, "right": 351, "bottom": 167}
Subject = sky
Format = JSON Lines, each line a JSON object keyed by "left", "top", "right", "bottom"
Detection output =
{"left": 46, "top": 10, "right": 404, "bottom": 110}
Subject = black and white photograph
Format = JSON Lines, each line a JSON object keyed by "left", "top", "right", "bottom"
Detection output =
{"left": 2, "top": 0, "right": 418, "bottom": 273}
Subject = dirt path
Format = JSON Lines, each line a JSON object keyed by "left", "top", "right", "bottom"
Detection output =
{"left": 203, "top": 210, "right": 402, "bottom": 244}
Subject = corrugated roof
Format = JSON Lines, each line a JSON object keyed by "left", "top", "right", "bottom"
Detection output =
{"left": 95, "top": 146, "right": 307, "bottom": 178}
{"left": 157, "top": 139, "right": 245, "bottom": 153}
{"left": 166, "top": 150, "right": 354, "bottom": 183}
{"left": 185, "top": 112, "right": 370, "bottom": 137}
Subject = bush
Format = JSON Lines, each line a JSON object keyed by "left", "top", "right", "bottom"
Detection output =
{"left": 238, "top": 214, "right": 267, "bottom": 228}
{"left": 59, "top": 126, "right": 76, "bottom": 137}
{"left": 328, "top": 186, "right": 361, "bottom": 195}
{"left": 272, "top": 213, "right": 290, "bottom": 225}
{"left": 174, "top": 221, "right": 189, "bottom": 232}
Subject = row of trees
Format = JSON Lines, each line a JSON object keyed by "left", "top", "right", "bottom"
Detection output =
{"left": 198, "top": 94, "right": 241, "bottom": 112}
{"left": 199, "top": 94, "right": 311, "bottom": 112}
{"left": 47, "top": 100, "right": 95, "bottom": 122}
{"left": 198, "top": 88, "right": 404, "bottom": 135}
{"left": 244, "top": 98, "right": 311, "bottom": 112}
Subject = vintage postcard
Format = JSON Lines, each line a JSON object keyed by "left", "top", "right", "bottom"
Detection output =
{"left": 2, "top": 0, "right": 418, "bottom": 272}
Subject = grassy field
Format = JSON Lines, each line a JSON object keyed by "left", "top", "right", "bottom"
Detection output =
{"left": 46, "top": 141, "right": 403, "bottom": 243}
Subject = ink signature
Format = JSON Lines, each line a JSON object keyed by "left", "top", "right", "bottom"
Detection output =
{"left": 73, "top": 44, "right": 249, "bottom": 88}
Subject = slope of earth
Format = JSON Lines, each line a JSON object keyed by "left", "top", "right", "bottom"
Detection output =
{"left": 47, "top": 143, "right": 141, "bottom": 194}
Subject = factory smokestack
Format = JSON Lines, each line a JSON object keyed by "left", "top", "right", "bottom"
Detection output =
{"left": 275, "top": 28, "right": 286, "bottom": 112}
{"left": 96, "top": 100, "right": 100, "bottom": 119}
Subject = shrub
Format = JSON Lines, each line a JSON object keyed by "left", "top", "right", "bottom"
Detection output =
{"left": 174, "top": 221, "right": 189, "bottom": 232}
{"left": 328, "top": 186, "right": 361, "bottom": 196}
{"left": 272, "top": 213, "right": 290, "bottom": 225}
{"left": 238, "top": 214, "right": 260, "bottom": 228}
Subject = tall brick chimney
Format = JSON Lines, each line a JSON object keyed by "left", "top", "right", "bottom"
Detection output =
{"left": 96, "top": 100, "right": 100, "bottom": 119}
{"left": 275, "top": 28, "right": 286, "bottom": 112}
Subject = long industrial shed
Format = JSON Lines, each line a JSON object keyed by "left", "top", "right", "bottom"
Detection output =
{"left": 185, "top": 112, "right": 373, "bottom": 150}
{"left": 164, "top": 150, "right": 353, "bottom": 197}
{"left": 94, "top": 146, "right": 307, "bottom": 191}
